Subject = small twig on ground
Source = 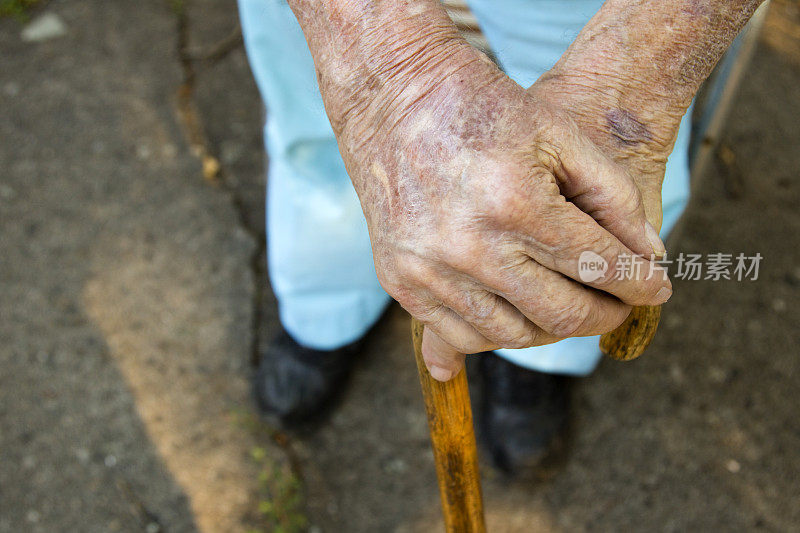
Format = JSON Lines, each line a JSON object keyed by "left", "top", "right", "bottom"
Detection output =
{"left": 182, "top": 26, "right": 243, "bottom": 64}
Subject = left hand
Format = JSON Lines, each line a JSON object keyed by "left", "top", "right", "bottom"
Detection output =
{"left": 527, "top": 72, "right": 684, "bottom": 234}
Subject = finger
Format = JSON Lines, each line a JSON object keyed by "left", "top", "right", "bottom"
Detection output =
{"left": 473, "top": 251, "right": 634, "bottom": 337}
{"left": 409, "top": 299, "right": 497, "bottom": 355}
{"left": 520, "top": 194, "right": 672, "bottom": 306}
{"left": 424, "top": 272, "right": 560, "bottom": 349}
{"left": 556, "top": 129, "right": 666, "bottom": 258}
{"left": 421, "top": 327, "right": 467, "bottom": 382}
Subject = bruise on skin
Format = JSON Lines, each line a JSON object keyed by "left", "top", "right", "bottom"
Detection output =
{"left": 552, "top": 0, "right": 763, "bottom": 150}
{"left": 605, "top": 108, "right": 653, "bottom": 146}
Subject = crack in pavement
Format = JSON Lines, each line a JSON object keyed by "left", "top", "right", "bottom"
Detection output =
{"left": 167, "top": 0, "right": 306, "bottom": 497}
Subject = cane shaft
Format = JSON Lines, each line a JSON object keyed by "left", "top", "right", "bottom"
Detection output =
{"left": 412, "top": 303, "right": 657, "bottom": 532}
{"left": 412, "top": 318, "right": 486, "bottom": 533}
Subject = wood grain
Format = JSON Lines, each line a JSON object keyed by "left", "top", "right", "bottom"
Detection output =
{"left": 600, "top": 305, "right": 662, "bottom": 361}
{"left": 413, "top": 301, "right": 658, "bottom": 531}
{"left": 412, "top": 318, "right": 486, "bottom": 533}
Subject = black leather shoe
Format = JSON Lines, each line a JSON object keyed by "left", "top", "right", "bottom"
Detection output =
{"left": 478, "top": 352, "right": 571, "bottom": 477}
{"left": 254, "top": 328, "right": 361, "bottom": 426}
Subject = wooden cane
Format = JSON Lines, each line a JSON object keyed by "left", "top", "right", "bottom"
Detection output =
{"left": 413, "top": 304, "right": 659, "bottom": 531}
{"left": 413, "top": 318, "right": 486, "bottom": 533}
{"left": 600, "top": 305, "right": 661, "bottom": 361}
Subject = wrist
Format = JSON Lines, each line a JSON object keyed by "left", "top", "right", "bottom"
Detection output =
{"left": 539, "top": 0, "right": 763, "bottom": 159}
{"left": 537, "top": 66, "right": 684, "bottom": 158}
{"left": 334, "top": 28, "right": 473, "bottom": 139}
{"left": 288, "top": 0, "right": 473, "bottom": 137}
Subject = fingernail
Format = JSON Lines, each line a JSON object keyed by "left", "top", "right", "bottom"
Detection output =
{"left": 428, "top": 365, "right": 454, "bottom": 382}
{"left": 654, "top": 287, "right": 672, "bottom": 305}
{"left": 644, "top": 221, "right": 666, "bottom": 258}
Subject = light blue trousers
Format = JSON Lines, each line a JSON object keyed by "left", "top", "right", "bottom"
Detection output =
{"left": 238, "top": 0, "right": 691, "bottom": 375}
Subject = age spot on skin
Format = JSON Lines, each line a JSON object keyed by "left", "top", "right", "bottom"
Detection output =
{"left": 605, "top": 108, "right": 653, "bottom": 146}
{"left": 370, "top": 161, "right": 395, "bottom": 206}
{"left": 403, "top": 109, "right": 437, "bottom": 141}
{"left": 406, "top": 3, "right": 426, "bottom": 16}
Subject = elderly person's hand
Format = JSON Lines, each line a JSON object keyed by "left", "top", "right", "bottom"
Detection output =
{"left": 527, "top": 0, "right": 764, "bottom": 233}
{"left": 341, "top": 50, "right": 677, "bottom": 380}
{"left": 288, "top": 0, "right": 674, "bottom": 380}
{"left": 420, "top": 0, "right": 765, "bottom": 377}
{"left": 527, "top": 75, "right": 672, "bottom": 234}
{"left": 289, "top": 0, "right": 673, "bottom": 379}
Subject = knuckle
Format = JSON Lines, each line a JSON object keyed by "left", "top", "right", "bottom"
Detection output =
{"left": 459, "top": 290, "right": 500, "bottom": 324}
{"left": 598, "top": 182, "right": 643, "bottom": 223}
{"left": 456, "top": 339, "right": 488, "bottom": 355}
{"left": 541, "top": 215, "right": 604, "bottom": 267}
{"left": 375, "top": 269, "right": 402, "bottom": 298}
{"left": 546, "top": 300, "right": 593, "bottom": 337}
{"left": 499, "top": 326, "right": 538, "bottom": 349}
{"left": 478, "top": 176, "right": 529, "bottom": 228}
{"left": 390, "top": 256, "right": 440, "bottom": 301}
{"left": 535, "top": 139, "right": 564, "bottom": 170}
{"left": 589, "top": 242, "right": 623, "bottom": 289}
{"left": 397, "top": 253, "right": 430, "bottom": 282}
{"left": 441, "top": 231, "right": 483, "bottom": 271}
{"left": 621, "top": 182, "right": 644, "bottom": 216}
{"left": 457, "top": 292, "right": 538, "bottom": 350}
{"left": 394, "top": 288, "right": 439, "bottom": 322}
{"left": 417, "top": 304, "right": 447, "bottom": 329}
{"left": 521, "top": 324, "right": 543, "bottom": 346}
{"left": 636, "top": 278, "right": 666, "bottom": 305}
{"left": 488, "top": 188, "right": 521, "bottom": 226}
{"left": 375, "top": 250, "right": 425, "bottom": 296}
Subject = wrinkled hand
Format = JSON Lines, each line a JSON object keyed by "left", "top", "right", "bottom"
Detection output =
{"left": 327, "top": 43, "right": 672, "bottom": 381}
{"left": 528, "top": 75, "right": 676, "bottom": 233}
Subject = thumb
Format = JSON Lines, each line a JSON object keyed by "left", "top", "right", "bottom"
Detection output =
{"left": 421, "top": 328, "right": 467, "bottom": 382}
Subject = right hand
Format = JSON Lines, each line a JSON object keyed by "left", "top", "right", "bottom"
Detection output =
{"left": 321, "top": 38, "right": 672, "bottom": 381}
